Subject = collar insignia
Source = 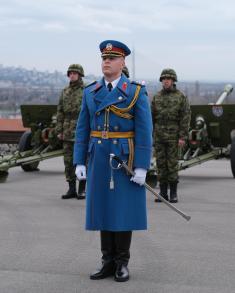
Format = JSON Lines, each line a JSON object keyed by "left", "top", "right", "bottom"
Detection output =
{"left": 122, "top": 82, "right": 128, "bottom": 91}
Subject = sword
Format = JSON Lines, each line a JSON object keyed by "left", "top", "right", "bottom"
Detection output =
{"left": 109, "top": 154, "right": 191, "bottom": 222}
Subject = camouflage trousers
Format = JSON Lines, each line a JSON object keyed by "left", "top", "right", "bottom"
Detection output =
{"left": 155, "top": 140, "right": 179, "bottom": 183}
{"left": 63, "top": 141, "right": 76, "bottom": 182}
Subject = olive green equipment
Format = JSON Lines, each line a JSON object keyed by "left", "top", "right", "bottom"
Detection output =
{"left": 159, "top": 68, "right": 177, "bottom": 82}
{"left": 0, "top": 104, "right": 64, "bottom": 182}
{"left": 67, "top": 64, "right": 84, "bottom": 77}
{"left": 148, "top": 84, "right": 235, "bottom": 185}
{"left": 179, "top": 84, "right": 235, "bottom": 176}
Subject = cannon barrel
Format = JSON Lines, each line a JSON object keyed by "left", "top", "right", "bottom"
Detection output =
{"left": 215, "top": 84, "right": 233, "bottom": 105}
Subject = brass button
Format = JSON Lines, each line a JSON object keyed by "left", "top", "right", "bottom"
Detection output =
{"left": 114, "top": 126, "right": 119, "bottom": 131}
{"left": 113, "top": 139, "right": 117, "bottom": 144}
{"left": 97, "top": 112, "right": 100, "bottom": 116}
{"left": 97, "top": 125, "right": 101, "bottom": 130}
{"left": 98, "top": 140, "right": 102, "bottom": 144}
{"left": 118, "top": 96, "right": 123, "bottom": 101}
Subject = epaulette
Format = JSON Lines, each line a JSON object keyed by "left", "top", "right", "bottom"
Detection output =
{"left": 85, "top": 81, "right": 97, "bottom": 88}
{"left": 131, "top": 81, "right": 145, "bottom": 87}
{"left": 131, "top": 81, "right": 148, "bottom": 96}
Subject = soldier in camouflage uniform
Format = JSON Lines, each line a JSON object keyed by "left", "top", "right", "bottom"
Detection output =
{"left": 152, "top": 69, "right": 190, "bottom": 203}
{"left": 56, "top": 64, "right": 86, "bottom": 200}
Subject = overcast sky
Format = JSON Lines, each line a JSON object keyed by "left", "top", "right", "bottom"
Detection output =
{"left": 1, "top": 0, "right": 235, "bottom": 81}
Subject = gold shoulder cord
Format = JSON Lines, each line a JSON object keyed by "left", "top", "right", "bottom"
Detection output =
{"left": 110, "top": 84, "right": 141, "bottom": 170}
{"left": 109, "top": 85, "right": 141, "bottom": 119}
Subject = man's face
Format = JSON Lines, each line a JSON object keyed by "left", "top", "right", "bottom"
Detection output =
{"left": 162, "top": 78, "right": 174, "bottom": 89}
{"left": 68, "top": 71, "right": 79, "bottom": 82}
{"left": 102, "top": 56, "right": 124, "bottom": 80}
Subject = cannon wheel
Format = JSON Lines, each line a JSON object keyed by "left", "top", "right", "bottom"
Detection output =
{"left": 231, "top": 137, "right": 235, "bottom": 178}
{"left": 18, "top": 131, "right": 40, "bottom": 172}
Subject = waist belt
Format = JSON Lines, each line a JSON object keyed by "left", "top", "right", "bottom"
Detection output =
{"left": 91, "top": 130, "right": 135, "bottom": 171}
{"left": 90, "top": 130, "right": 135, "bottom": 139}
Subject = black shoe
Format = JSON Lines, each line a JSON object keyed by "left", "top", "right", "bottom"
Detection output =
{"left": 61, "top": 191, "right": 77, "bottom": 199}
{"left": 90, "top": 261, "right": 116, "bottom": 280}
{"left": 114, "top": 264, "right": 129, "bottom": 282}
{"left": 169, "top": 182, "right": 178, "bottom": 203}
{"left": 155, "top": 195, "right": 168, "bottom": 202}
{"left": 77, "top": 194, "right": 85, "bottom": 200}
{"left": 155, "top": 183, "right": 168, "bottom": 202}
{"left": 169, "top": 197, "right": 178, "bottom": 203}
{"left": 61, "top": 181, "right": 77, "bottom": 199}
{"left": 77, "top": 180, "right": 86, "bottom": 200}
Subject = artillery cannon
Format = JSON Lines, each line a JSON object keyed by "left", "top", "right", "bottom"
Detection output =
{"left": 0, "top": 105, "right": 63, "bottom": 182}
{"left": 178, "top": 84, "right": 235, "bottom": 176}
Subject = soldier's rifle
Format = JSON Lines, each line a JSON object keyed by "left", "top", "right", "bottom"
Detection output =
{"left": 109, "top": 154, "right": 191, "bottom": 222}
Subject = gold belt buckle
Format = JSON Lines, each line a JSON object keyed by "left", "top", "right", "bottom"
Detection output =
{"left": 101, "top": 131, "right": 109, "bottom": 139}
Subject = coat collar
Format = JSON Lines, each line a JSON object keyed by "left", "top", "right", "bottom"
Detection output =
{"left": 90, "top": 74, "right": 130, "bottom": 94}
{"left": 89, "top": 80, "right": 103, "bottom": 93}
{"left": 94, "top": 75, "right": 131, "bottom": 113}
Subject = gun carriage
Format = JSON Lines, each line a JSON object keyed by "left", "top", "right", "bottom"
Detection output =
{"left": 0, "top": 105, "right": 63, "bottom": 182}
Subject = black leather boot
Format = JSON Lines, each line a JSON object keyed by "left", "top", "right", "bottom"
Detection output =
{"left": 61, "top": 180, "right": 77, "bottom": 199}
{"left": 114, "top": 231, "right": 132, "bottom": 282}
{"left": 90, "top": 231, "right": 116, "bottom": 280}
{"left": 169, "top": 182, "right": 178, "bottom": 203}
{"left": 77, "top": 179, "right": 86, "bottom": 200}
{"left": 155, "top": 183, "right": 168, "bottom": 202}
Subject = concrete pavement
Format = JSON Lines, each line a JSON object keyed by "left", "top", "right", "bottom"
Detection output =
{"left": 0, "top": 157, "right": 235, "bottom": 293}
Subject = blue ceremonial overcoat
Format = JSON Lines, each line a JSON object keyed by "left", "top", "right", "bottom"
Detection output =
{"left": 73, "top": 74, "right": 152, "bottom": 231}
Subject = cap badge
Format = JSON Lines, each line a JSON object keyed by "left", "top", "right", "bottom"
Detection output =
{"left": 106, "top": 43, "right": 113, "bottom": 51}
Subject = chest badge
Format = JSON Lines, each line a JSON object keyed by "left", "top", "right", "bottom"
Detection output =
{"left": 122, "top": 82, "right": 127, "bottom": 91}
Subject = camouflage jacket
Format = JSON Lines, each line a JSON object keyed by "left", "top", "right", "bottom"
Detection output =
{"left": 151, "top": 86, "right": 191, "bottom": 142}
{"left": 55, "top": 80, "right": 83, "bottom": 141}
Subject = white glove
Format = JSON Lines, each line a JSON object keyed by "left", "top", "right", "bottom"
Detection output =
{"left": 75, "top": 165, "right": 86, "bottom": 180}
{"left": 130, "top": 168, "right": 147, "bottom": 186}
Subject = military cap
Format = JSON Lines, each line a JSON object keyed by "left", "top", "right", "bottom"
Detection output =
{"left": 67, "top": 64, "right": 84, "bottom": 77}
{"left": 159, "top": 68, "right": 177, "bottom": 82}
{"left": 99, "top": 40, "right": 131, "bottom": 57}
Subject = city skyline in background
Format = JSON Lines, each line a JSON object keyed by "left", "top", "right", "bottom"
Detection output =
{"left": 1, "top": 0, "right": 235, "bottom": 82}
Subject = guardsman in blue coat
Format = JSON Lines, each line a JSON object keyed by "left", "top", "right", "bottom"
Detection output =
{"left": 74, "top": 40, "right": 152, "bottom": 282}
